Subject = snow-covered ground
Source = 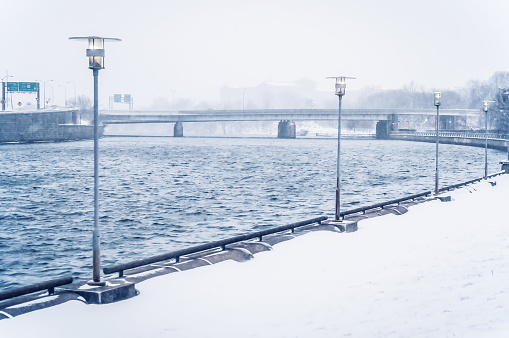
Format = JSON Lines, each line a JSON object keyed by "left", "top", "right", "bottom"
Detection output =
{"left": 2, "top": 176, "right": 509, "bottom": 337}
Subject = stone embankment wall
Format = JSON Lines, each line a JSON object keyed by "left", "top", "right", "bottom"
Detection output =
{"left": 0, "top": 110, "right": 98, "bottom": 143}
{"left": 389, "top": 132, "right": 509, "bottom": 151}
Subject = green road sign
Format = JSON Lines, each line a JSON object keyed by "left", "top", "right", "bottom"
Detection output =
{"left": 6, "top": 82, "right": 38, "bottom": 92}
{"left": 114, "top": 94, "right": 122, "bottom": 103}
{"left": 19, "top": 82, "right": 38, "bottom": 92}
{"left": 6, "top": 82, "right": 19, "bottom": 92}
{"left": 124, "top": 94, "right": 131, "bottom": 102}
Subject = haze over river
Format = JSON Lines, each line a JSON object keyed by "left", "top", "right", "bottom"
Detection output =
{"left": 0, "top": 137, "right": 505, "bottom": 289}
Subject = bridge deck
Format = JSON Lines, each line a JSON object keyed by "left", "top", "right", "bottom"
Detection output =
{"left": 100, "top": 108, "right": 480, "bottom": 124}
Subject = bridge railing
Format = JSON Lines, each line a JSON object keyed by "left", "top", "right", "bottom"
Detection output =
{"left": 391, "top": 131, "right": 509, "bottom": 140}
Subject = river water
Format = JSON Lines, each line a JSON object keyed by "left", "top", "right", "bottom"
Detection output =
{"left": 0, "top": 136, "right": 505, "bottom": 290}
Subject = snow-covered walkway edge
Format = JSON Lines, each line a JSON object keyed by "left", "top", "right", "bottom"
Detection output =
{"left": 2, "top": 176, "right": 509, "bottom": 337}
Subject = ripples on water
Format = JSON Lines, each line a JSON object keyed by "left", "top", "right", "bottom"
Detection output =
{"left": 0, "top": 137, "right": 505, "bottom": 289}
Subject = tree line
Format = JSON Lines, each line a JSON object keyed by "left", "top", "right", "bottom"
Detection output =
{"left": 357, "top": 72, "right": 509, "bottom": 134}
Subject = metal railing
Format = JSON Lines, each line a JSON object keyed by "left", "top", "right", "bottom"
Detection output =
{"left": 0, "top": 277, "right": 73, "bottom": 302}
{"left": 339, "top": 191, "right": 432, "bottom": 218}
{"left": 104, "top": 169, "right": 508, "bottom": 277}
{"left": 438, "top": 171, "right": 505, "bottom": 192}
{"left": 338, "top": 170, "right": 506, "bottom": 218}
{"left": 1, "top": 171, "right": 502, "bottom": 297}
{"left": 103, "top": 216, "right": 328, "bottom": 277}
{"left": 392, "top": 131, "right": 509, "bottom": 140}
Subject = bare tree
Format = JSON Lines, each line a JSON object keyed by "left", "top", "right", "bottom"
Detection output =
{"left": 75, "top": 95, "right": 92, "bottom": 123}
{"left": 494, "top": 88, "right": 509, "bottom": 136}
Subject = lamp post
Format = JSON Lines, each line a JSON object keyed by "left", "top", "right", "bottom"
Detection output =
{"left": 483, "top": 100, "right": 495, "bottom": 179}
{"left": 171, "top": 90, "right": 176, "bottom": 112}
{"left": 434, "top": 92, "right": 441, "bottom": 195}
{"left": 327, "top": 76, "right": 355, "bottom": 221}
{"left": 58, "top": 84, "right": 67, "bottom": 106}
{"left": 36, "top": 80, "right": 53, "bottom": 109}
{"left": 70, "top": 36, "right": 121, "bottom": 285}
{"left": 1, "top": 75, "right": 13, "bottom": 111}
{"left": 502, "top": 91, "right": 509, "bottom": 160}
{"left": 67, "top": 81, "right": 76, "bottom": 106}
{"left": 242, "top": 88, "right": 245, "bottom": 111}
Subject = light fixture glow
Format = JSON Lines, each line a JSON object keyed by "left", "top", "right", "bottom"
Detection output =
{"left": 326, "top": 76, "right": 356, "bottom": 96}
{"left": 434, "top": 92, "right": 442, "bottom": 107}
{"left": 70, "top": 36, "right": 120, "bottom": 70}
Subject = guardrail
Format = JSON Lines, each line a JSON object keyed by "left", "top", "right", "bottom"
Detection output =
{"left": 104, "top": 170, "right": 508, "bottom": 277}
{"left": 340, "top": 191, "right": 432, "bottom": 218}
{"left": 438, "top": 171, "right": 505, "bottom": 192}
{"left": 392, "top": 131, "right": 509, "bottom": 140}
{"left": 0, "top": 277, "right": 73, "bottom": 302}
{"left": 2, "top": 171, "right": 506, "bottom": 300}
{"left": 339, "top": 171, "right": 506, "bottom": 218}
{"left": 389, "top": 131, "right": 509, "bottom": 150}
{"left": 103, "top": 216, "right": 328, "bottom": 277}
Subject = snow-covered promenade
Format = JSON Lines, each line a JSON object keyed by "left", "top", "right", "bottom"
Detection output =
{"left": 2, "top": 176, "right": 509, "bottom": 337}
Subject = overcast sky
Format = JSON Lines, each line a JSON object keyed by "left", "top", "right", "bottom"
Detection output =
{"left": 2, "top": 0, "right": 509, "bottom": 109}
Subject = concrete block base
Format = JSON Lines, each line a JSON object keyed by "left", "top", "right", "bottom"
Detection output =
{"left": 61, "top": 280, "right": 137, "bottom": 304}
{"left": 500, "top": 160, "right": 509, "bottom": 173}
{"left": 436, "top": 195, "right": 452, "bottom": 202}
{"left": 321, "top": 220, "right": 358, "bottom": 233}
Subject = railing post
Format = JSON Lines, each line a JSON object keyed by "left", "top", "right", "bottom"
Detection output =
{"left": 435, "top": 104, "right": 440, "bottom": 195}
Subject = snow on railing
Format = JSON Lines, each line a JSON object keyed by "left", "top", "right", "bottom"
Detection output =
{"left": 0, "top": 277, "right": 73, "bottom": 302}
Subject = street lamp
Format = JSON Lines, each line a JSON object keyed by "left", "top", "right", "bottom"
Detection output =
{"left": 67, "top": 81, "right": 76, "bottom": 106}
{"left": 483, "top": 100, "right": 495, "bottom": 179}
{"left": 36, "top": 79, "right": 53, "bottom": 109}
{"left": 503, "top": 91, "right": 509, "bottom": 160}
{"left": 171, "top": 90, "right": 176, "bottom": 111}
{"left": 1, "top": 75, "right": 13, "bottom": 111}
{"left": 69, "top": 35, "right": 121, "bottom": 285}
{"left": 434, "top": 92, "right": 441, "bottom": 195}
{"left": 58, "top": 84, "right": 67, "bottom": 106}
{"left": 327, "top": 76, "right": 355, "bottom": 221}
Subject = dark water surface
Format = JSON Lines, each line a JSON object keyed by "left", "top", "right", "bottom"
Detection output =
{"left": 0, "top": 137, "right": 505, "bottom": 289}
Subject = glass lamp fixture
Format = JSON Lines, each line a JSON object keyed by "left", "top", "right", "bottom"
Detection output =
{"left": 69, "top": 36, "right": 121, "bottom": 69}
{"left": 327, "top": 76, "right": 356, "bottom": 96}
{"left": 434, "top": 92, "right": 442, "bottom": 107}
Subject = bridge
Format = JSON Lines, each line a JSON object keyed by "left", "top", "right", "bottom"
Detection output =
{"left": 100, "top": 108, "right": 481, "bottom": 138}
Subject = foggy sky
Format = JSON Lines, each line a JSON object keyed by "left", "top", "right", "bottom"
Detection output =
{"left": 2, "top": 0, "right": 509, "bottom": 109}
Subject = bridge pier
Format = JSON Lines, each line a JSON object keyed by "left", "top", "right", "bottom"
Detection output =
{"left": 376, "top": 115, "right": 399, "bottom": 139}
{"left": 390, "top": 114, "right": 399, "bottom": 131}
{"left": 440, "top": 115, "right": 463, "bottom": 130}
{"left": 277, "top": 120, "right": 296, "bottom": 139}
{"left": 174, "top": 121, "right": 183, "bottom": 137}
{"left": 376, "top": 120, "right": 390, "bottom": 139}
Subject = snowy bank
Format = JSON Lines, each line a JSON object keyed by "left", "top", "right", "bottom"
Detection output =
{"left": 1, "top": 176, "right": 509, "bottom": 337}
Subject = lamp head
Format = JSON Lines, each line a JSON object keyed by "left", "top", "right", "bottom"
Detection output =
{"left": 434, "top": 92, "right": 442, "bottom": 107}
{"left": 483, "top": 100, "right": 495, "bottom": 112}
{"left": 69, "top": 36, "right": 121, "bottom": 70}
{"left": 326, "top": 76, "right": 355, "bottom": 96}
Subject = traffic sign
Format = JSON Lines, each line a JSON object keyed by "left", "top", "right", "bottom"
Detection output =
{"left": 6, "top": 82, "right": 19, "bottom": 92}
{"left": 114, "top": 94, "right": 122, "bottom": 103}
{"left": 6, "top": 82, "right": 39, "bottom": 92}
{"left": 124, "top": 94, "right": 131, "bottom": 102}
{"left": 18, "top": 82, "right": 38, "bottom": 92}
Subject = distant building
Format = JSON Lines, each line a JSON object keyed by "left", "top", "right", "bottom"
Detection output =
{"left": 220, "top": 78, "right": 333, "bottom": 110}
